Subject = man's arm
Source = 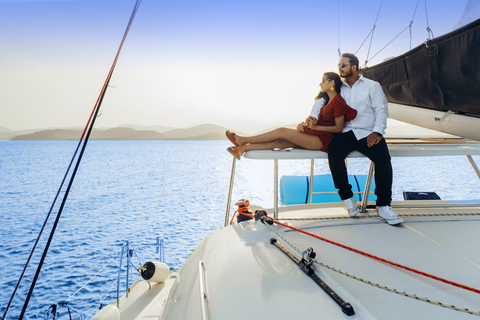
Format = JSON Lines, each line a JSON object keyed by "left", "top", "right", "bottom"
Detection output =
{"left": 371, "top": 81, "right": 389, "bottom": 136}
{"left": 367, "top": 81, "right": 388, "bottom": 147}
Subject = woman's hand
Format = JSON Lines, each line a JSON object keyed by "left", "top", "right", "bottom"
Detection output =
{"left": 306, "top": 116, "right": 316, "bottom": 124}
{"left": 305, "top": 116, "right": 317, "bottom": 129}
{"left": 296, "top": 122, "right": 306, "bottom": 132}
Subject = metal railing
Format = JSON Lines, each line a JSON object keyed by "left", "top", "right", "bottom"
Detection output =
{"left": 223, "top": 144, "right": 480, "bottom": 225}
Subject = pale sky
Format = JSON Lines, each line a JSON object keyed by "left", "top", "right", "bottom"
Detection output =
{"left": 0, "top": 0, "right": 469, "bottom": 132}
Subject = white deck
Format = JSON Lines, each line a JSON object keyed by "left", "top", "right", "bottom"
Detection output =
{"left": 243, "top": 140, "right": 480, "bottom": 160}
{"left": 116, "top": 203, "right": 480, "bottom": 320}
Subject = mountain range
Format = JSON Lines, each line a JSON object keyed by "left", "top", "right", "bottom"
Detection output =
{"left": 0, "top": 120, "right": 453, "bottom": 141}
{"left": 1, "top": 124, "right": 255, "bottom": 141}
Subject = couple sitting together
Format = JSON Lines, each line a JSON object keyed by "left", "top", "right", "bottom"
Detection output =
{"left": 225, "top": 53, "right": 403, "bottom": 226}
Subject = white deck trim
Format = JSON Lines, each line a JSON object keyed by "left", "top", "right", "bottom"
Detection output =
{"left": 243, "top": 142, "right": 480, "bottom": 160}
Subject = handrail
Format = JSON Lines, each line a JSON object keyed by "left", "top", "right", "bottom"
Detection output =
{"left": 467, "top": 155, "right": 480, "bottom": 180}
{"left": 198, "top": 261, "right": 209, "bottom": 320}
{"left": 116, "top": 242, "right": 127, "bottom": 307}
{"left": 360, "top": 163, "right": 375, "bottom": 212}
{"left": 224, "top": 157, "right": 237, "bottom": 227}
{"left": 274, "top": 159, "right": 279, "bottom": 219}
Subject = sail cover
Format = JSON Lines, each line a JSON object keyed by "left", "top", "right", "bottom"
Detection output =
{"left": 361, "top": 18, "right": 480, "bottom": 117}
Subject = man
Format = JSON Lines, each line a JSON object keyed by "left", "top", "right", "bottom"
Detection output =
{"left": 328, "top": 53, "right": 403, "bottom": 225}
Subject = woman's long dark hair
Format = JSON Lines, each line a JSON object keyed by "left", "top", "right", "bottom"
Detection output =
{"left": 314, "top": 72, "right": 342, "bottom": 104}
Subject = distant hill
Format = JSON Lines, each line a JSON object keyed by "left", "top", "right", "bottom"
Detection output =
{"left": 7, "top": 124, "right": 239, "bottom": 141}
{"left": 91, "top": 127, "right": 164, "bottom": 140}
{"left": 118, "top": 124, "right": 176, "bottom": 134}
{"left": 162, "top": 124, "right": 242, "bottom": 139}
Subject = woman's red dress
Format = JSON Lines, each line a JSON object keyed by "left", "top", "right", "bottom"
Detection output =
{"left": 303, "top": 95, "right": 357, "bottom": 152}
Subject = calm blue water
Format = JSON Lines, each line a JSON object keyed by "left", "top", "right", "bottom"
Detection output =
{"left": 1, "top": 140, "right": 480, "bottom": 319}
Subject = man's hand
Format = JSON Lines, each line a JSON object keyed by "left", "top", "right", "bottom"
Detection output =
{"left": 367, "top": 132, "right": 382, "bottom": 147}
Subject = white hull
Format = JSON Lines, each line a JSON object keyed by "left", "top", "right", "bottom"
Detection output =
{"left": 106, "top": 202, "right": 480, "bottom": 320}
{"left": 95, "top": 141, "right": 480, "bottom": 320}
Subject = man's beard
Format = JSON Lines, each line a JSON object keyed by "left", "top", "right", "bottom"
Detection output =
{"left": 340, "top": 69, "right": 354, "bottom": 78}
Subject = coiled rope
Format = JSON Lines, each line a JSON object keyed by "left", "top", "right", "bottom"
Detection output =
{"left": 2, "top": 1, "right": 143, "bottom": 319}
{"left": 229, "top": 199, "right": 252, "bottom": 225}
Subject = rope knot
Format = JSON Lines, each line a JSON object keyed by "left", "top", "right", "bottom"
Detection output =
{"left": 230, "top": 199, "right": 254, "bottom": 224}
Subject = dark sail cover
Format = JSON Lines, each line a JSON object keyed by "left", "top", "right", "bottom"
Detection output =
{"left": 361, "top": 18, "right": 480, "bottom": 117}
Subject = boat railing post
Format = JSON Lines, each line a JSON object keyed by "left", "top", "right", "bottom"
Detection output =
{"left": 116, "top": 242, "right": 126, "bottom": 308}
{"left": 360, "top": 162, "right": 375, "bottom": 213}
{"left": 274, "top": 159, "right": 279, "bottom": 219}
{"left": 126, "top": 241, "right": 131, "bottom": 297}
{"left": 309, "top": 159, "right": 314, "bottom": 203}
{"left": 156, "top": 237, "right": 165, "bottom": 262}
{"left": 224, "top": 157, "right": 237, "bottom": 227}
{"left": 467, "top": 155, "right": 480, "bottom": 180}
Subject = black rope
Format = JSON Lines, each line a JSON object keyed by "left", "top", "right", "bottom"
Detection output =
{"left": 2, "top": 1, "right": 142, "bottom": 319}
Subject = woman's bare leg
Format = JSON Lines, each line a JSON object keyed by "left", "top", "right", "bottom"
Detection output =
{"left": 239, "top": 140, "right": 297, "bottom": 154}
{"left": 236, "top": 127, "right": 323, "bottom": 151}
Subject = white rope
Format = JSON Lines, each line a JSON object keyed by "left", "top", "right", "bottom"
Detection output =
{"left": 65, "top": 248, "right": 122, "bottom": 302}
{"left": 85, "top": 279, "right": 118, "bottom": 320}
{"left": 267, "top": 221, "right": 480, "bottom": 316}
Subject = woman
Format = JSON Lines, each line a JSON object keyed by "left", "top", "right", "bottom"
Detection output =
{"left": 226, "top": 72, "right": 357, "bottom": 160}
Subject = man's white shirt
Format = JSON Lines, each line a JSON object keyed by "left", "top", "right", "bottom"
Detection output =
{"left": 309, "top": 97, "right": 325, "bottom": 119}
{"left": 340, "top": 75, "right": 388, "bottom": 140}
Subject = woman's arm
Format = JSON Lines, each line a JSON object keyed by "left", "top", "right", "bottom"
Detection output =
{"left": 307, "top": 115, "right": 345, "bottom": 133}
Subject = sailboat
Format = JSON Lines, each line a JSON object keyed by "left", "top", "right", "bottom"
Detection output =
{"left": 89, "top": 7, "right": 480, "bottom": 320}
{"left": 4, "top": 1, "right": 480, "bottom": 319}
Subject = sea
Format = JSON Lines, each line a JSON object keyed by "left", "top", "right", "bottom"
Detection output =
{"left": 1, "top": 140, "right": 480, "bottom": 319}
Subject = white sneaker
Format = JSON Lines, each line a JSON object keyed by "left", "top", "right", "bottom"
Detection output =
{"left": 377, "top": 206, "right": 403, "bottom": 225}
{"left": 343, "top": 196, "right": 360, "bottom": 217}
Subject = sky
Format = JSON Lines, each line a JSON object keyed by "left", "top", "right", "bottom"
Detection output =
{"left": 0, "top": 0, "right": 472, "bottom": 133}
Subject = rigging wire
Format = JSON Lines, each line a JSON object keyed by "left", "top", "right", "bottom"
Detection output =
{"left": 363, "top": 1, "right": 422, "bottom": 66}
{"left": 367, "top": 25, "right": 409, "bottom": 63}
{"left": 424, "top": 0, "right": 435, "bottom": 39}
{"left": 1, "top": 1, "right": 143, "bottom": 319}
{"left": 364, "top": 0, "right": 384, "bottom": 67}
{"left": 354, "top": 28, "right": 375, "bottom": 56}
{"left": 409, "top": 0, "right": 421, "bottom": 49}
{"left": 337, "top": 0, "right": 341, "bottom": 57}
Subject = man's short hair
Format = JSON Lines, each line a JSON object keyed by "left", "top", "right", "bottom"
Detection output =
{"left": 341, "top": 53, "right": 359, "bottom": 70}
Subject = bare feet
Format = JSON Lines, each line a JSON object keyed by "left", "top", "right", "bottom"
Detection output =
{"left": 227, "top": 146, "right": 241, "bottom": 160}
{"left": 225, "top": 130, "right": 239, "bottom": 147}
